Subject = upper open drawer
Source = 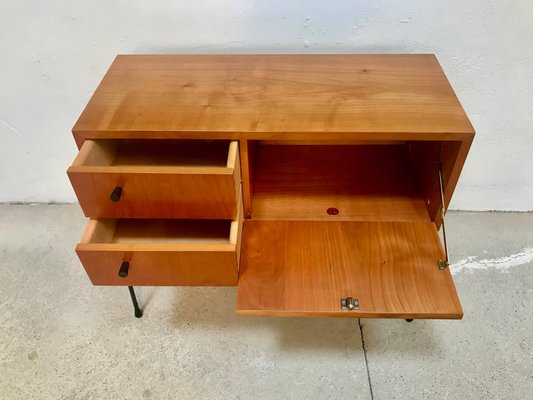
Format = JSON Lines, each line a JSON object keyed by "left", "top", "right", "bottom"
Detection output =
{"left": 237, "top": 220, "right": 462, "bottom": 319}
{"left": 67, "top": 139, "right": 240, "bottom": 219}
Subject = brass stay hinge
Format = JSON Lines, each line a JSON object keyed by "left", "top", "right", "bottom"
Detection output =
{"left": 437, "top": 158, "right": 449, "bottom": 271}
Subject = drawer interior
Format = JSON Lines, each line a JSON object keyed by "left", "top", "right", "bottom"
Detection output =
{"left": 81, "top": 218, "right": 239, "bottom": 245}
{"left": 72, "top": 139, "right": 237, "bottom": 169}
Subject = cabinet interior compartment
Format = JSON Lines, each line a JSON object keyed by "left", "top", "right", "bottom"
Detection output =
{"left": 250, "top": 142, "right": 427, "bottom": 222}
{"left": 238, "top": 140, "right": 464, "bottom": 319}
{"left": 248, "top": 141, "right": 460, "bottom": 223}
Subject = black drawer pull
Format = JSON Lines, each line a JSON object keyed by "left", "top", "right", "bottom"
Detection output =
{"left": 118, "top": 261, "right": 130, "bottom": 278}
{"left": 110, "top": 186, "right": 122, "bottom": 202}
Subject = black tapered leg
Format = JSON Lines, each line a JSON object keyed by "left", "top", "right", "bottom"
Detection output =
{"left": 128, "top": 286, "right": 143, "bottom": 318}
{"left": 405, "top": 319, "right": 413, "bottom": 322}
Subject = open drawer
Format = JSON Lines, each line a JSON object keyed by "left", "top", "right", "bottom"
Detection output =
{"left": 237, "top": 220, "right": 462, "bottom": 319}
{"left": 67, "top": 139, "right": 240, "bottom": 219}
{"left": 76, "top": 205, "right": 243, "bottom": 286}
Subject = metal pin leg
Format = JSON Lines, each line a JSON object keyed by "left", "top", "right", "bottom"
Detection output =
{"left": 128, "top": 286, "right": 143, "bottom": 318}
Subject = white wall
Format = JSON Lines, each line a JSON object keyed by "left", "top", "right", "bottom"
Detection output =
{"left": 1, "top": 0, "right": 532, "bottom": 210}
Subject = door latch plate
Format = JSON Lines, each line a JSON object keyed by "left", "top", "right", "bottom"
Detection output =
{"left": 341, "top": 297, "right": 359, "bottom": 310}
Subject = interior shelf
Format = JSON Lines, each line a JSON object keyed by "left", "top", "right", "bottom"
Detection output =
{"left": 251, "top": 144, "right": 429, "bottom": 222}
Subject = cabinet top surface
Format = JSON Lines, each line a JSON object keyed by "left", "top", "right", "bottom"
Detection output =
{"left": 74, "top": 54, "right": 474, "bottom": 138}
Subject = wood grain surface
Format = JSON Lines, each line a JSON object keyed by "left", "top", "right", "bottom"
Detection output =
{"left": 251, "top": 144, "right": 429, "bottom": 221}
{"left": 237, "top": 220, "right": 462, "bottom": 319}
{"left": 73, "top": 54, "right": 474, "bottom": 147}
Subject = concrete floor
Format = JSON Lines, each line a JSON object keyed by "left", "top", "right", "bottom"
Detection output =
{"left": 0, "top": 205, "right": 531, "bottom": 399}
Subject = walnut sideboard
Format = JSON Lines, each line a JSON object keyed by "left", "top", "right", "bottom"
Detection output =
{"left": 67, "top": 54, "right": 474, "bottom": 320}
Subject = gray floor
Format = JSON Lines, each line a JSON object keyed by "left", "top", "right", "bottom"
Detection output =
{"left": 0, "top": 205, "right": 531, "bottom": 399}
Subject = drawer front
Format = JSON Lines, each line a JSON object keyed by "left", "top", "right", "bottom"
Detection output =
{"left": 77, "top": 249, "right": 238, "bottom": 286}
{"left": 68, "top": 171, "right": 238, "bottom": 219}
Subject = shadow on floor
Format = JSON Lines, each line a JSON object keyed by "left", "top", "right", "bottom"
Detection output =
{"left": 143, "top": 287, "right": 361, "bottom": 352}
{"left": 135, "top": 286, "right": 446, "bottom": 355}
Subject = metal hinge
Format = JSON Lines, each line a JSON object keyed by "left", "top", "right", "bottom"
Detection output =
{"left": 341, "top": 297, "right": 359, "bottom": 310}
{"left": 437, "top": 158, "right": 449, "bottom": 271}
{"left": 438, "top": 259, "right": 449, "bottom": 270}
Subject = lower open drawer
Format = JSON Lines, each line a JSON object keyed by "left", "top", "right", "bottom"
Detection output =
{"left": 237, "top": 220, "right": 462, "bottom": 319}
{"left": 76, "top": 215, "right": 242, "bottom": 286}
